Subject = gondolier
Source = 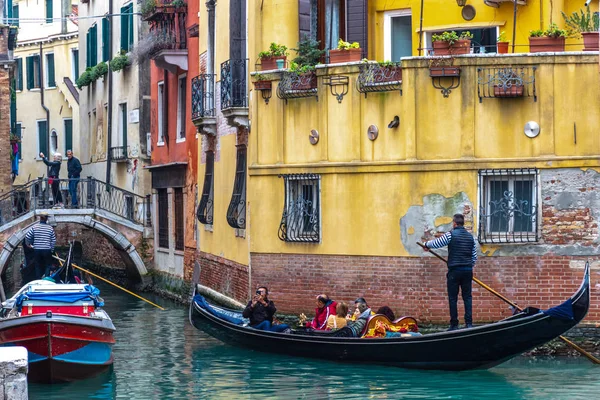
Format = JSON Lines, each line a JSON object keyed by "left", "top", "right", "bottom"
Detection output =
{"left": 25, "top": 212, "right": 57, "bottom": 279}
{"left": 423, "top": 213, "right": 477, "bottom": 331}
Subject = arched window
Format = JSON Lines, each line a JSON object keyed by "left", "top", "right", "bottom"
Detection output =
{"left": 50, "top": 129, "right": 58, "bottom": 154}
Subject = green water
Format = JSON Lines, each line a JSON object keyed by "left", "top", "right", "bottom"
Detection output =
{"left": 18, "top": 284, "right": 598, "bottom": 399}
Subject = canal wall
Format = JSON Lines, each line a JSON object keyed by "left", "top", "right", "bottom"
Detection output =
{"left": 0, "top": 347, "right": 28, "bottom": 400}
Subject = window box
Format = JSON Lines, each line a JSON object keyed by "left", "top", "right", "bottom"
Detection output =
{"left": 429, "top": 67, "right": 460, "bottom": 77}
{"left": 432, "top": 39, "right": 471, "bottom": 56}
{"left": 253, "top": 80, "right": 272, "bottom": 91}
{"left": 260, "top": 56, "right": 286, "bottom": 71}
{"left": 582, "top": 32, "right": 599, "bottom": 51}
{"left": 329, "top": 48, "right": 362, "bottom": 64}
{"left": 493, "top": 85, "right": 524, "bottom": 98}
{"left": 528, "top": 37, "right": 565, "bottom": 53}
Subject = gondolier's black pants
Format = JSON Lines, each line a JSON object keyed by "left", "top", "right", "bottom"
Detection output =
{"left": 447, "top": 269, "right": 473, "bottom": 327}
{"left": 34, "top": 249, "right": 53, "bottom": 280}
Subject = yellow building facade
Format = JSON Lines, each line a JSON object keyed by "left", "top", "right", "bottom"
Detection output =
{"left": 196, "top": 1, "right": 600, "bottom": 323}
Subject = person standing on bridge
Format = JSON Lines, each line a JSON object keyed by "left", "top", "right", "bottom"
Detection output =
{"left": 40, "top": 152, "right": 63, "bottom": 207}
{"left": 66, "top": 150, "right": 82, "bottom": 207}
{"left": 25, "top": 212, "right": 57, "bottom": 280}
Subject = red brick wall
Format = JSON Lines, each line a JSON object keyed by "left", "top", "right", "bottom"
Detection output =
{"left": 0, "top": 27, "right": 13, "bottom": 195}
{"left": 184, "top": 246, "right": 195, "bottom": 281}
{"left": 250, "top": 253, "right": 599, "bottom": 324}
{"left": 198, "top": 251, "right": 249, "bottom": 303}
{"left": 54, "top": 224, "right": 126, "bottom": 269}
{"left": 542, "top": 206, "right": 598, "bottom": 245}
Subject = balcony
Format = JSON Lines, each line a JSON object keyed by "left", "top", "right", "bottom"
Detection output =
{"left": 110, "top": 146, "right": 129, "bottom": 162}
{"left": 142, "top": 1, "right": 188, "bottom": 74}
{"left": 192, "top": 74, "right": 217, "bottom": 135}
{"left": 220, "top": 58, "right": 249, "bottom": 128}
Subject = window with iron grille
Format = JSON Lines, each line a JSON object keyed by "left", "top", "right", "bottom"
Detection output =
{"left": 227, "top": 146, "right": 246, "bottom": 229}
{"left": 174, "top": 188, "right": 184, "bottom": 250}
{"left": 158, "top": 189, "right": 169, "bottom": 248}
{"left": 124, "top": 195, "right": 134, "bottom": 221}
{"left": 197, "top": 151, "right": 214, "bottom": 225}
{"left": 478, "top": 168, "right": 539, "bottom": 244}
{"left": 278, "top": 174, "right": 321, "bottom": 243}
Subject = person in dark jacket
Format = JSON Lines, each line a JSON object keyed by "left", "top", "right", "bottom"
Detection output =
{"left": 40, "top": 152, "right": 63, "bottom": 206}
{"left": 66, "top": 150, "right": 82, "bottom": 207}
{"left": 309, "top": 294, "right": 337, "bottom": 330}
{"left": 242, "top": 286, "right": 289, "bottom": 333}
{"left": 424, "top": 213, "right": 478, "bottom": 331}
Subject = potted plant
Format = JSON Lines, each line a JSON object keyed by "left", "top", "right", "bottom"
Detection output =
{"left": 259, "top": 42, "right": 288, "bottom": 71}
{"left": 431, "top": 31, "right": 472, "bottom": 55}
{"left": 562, "top": 6, "right": 600, "bottom": 51}
{"left": 529, "top": 24, "right": 568, "bottom": 53}
{"left": 110, "top": 51, "right": 131, "bottom": 72}
{"left": 429, "top": 57, "right": 460, "bottom": 77}
{"left": 253, "top": 74, "right": 272, "bottom": 91}
{"left": 9, "top": 134, "right": 21, "bottom": 145}
{"left": 493, "top": 69, "right": 524, "bottom": 97}
{"left": 288, "top": 62, "right": 317, "bottom": 90}
{"left": 370, "top": 61, "right": 402, "bottom": 83}
{"left": 75, "top": 68, "right": 93, "bottom": 89}
{"left": 497, "top": 31, "right": 509, "bottom": 54}
{"left": 329, "top": 39, "right": 361, "bottom": 64}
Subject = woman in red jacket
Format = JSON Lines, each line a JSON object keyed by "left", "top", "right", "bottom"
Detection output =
{"left": 309, "top": 294, "right": 337, "bottom": 330}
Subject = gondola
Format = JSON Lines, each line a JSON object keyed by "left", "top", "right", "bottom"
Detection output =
{"left": 189, "top": 263, "right": 590, "bottom": 371}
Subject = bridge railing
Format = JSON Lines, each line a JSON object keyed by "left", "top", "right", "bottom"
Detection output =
{"left": 0, "top": 177, "right": 152, "bottom": 228}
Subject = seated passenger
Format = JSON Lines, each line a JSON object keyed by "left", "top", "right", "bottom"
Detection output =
{"left": 376, "top": 306, "right": 396, "bottom": 322}
{"left": 310, "top": 294, "right": 337, "bottom": 330}
{"left": 326, "top": 302, "right": 348, "bottom": 330}
{"left": 347, "top": 297, "right": 372, "bottom": 337}
{"left": 242, "top": 286, "right": 290, "bottom": 333}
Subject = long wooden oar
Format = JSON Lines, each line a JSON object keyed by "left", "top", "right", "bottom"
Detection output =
{"left": 53, "top": 255, "right": 165, "bottom": 311}
{"left": 417, "top": 242, "right": 600, "bottom": 364}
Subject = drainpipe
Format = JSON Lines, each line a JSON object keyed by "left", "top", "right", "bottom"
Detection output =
{"left": 207, "top": 1, "right": 216, "bottom": 77}
{"left": 106, "top": 0, "right": 114, "bottom": 185}
{"left": 61, "top": 0, "right": 68, "bottom": 34}
{"left": 418, "top": 0, "right": 424, "bottom": 56}
{"left": 39, "top": 43, "right": 50, "bottom": 177}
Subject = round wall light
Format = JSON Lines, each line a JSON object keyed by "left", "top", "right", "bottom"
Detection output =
{"left": 524, "top": 121, "right": 540, "bottom": 138}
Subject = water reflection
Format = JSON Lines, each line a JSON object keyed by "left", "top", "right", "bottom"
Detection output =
{"left": 21, "top": 283, "right": 599, "bottom": 400}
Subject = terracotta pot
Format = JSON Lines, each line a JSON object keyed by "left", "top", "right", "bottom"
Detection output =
{"left": 253, "top": 80, "right": 272, "bottom": 90}
{"left": 373, "top": 66, "right": 403, "bottom": 83}
{"left": 529, "top": 37, "right": 565, "bottom": 53}
{"left": 432, "top": 41, "right": 450, "bottom": 56}
{"left": 582, "top": 32, "right": 599, "bottom": 51}
{"left": 329, "top": 48, "right": 362, "bottom": 64}
{"left": 291, "top": 73, "right": 317, "bottom": 90}
{"left": 497, "top": 42, "right": 509, "bottom": 54}
{"left": 451, "top": 39, "right": 472, "bottom": 55}
{"left": 261, "top": 56, "right": 286, "bottom": 71}
{"left": 429, "top": 67, "right": 460, "bottom": 77}
{"left": 493, "top": 85, "right": 524, "bottom": 98}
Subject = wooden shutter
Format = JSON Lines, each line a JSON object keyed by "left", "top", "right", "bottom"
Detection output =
{"left": 46, "top": 0, "right": 53, "bottom": 24}
{"left": 128, "top": 5, "right": 134, "bottom": 50}
{"left": 26, "top": 56, "right": 34, "bottom": 90}
{"left": 86, "top": 31, "right": 91, "bottom": 68}
{"left": 91, "top": 25, "right": 98, "bottom": 65}
{"left": 122, "top": 105, "right": 128, "bottom": 148}
{"left": 47, "top": 54, "right": 56, "bottom": 87}
{"left": 64, "top": 119, "right": 73, "bottom": 153}
{"left": 16, "top": 58, "right": 23, "bottom": 91}
{"left": 121, "top": 6, "right": 129, "bottom": 52}
{"left": 102, "top": 18, "right": 110, "bottom": 62}
{"left": 12, "top": 4, "right": 19, "bottom": 28}
{"left": 38, "top": 121, "right": 48, "bottom": 156}
{"left": 73, "top": 50, "right": 79, "bottom": 80}
{"left": 346, "top": 0, "right": 368, "bottom": 58}
{"left": 298, "top": 0, "right": 312, "bottom": 40}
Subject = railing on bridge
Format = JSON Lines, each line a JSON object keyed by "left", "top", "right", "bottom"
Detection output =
{"left": 0, "top": 177, "right": 152, "bottom": 228}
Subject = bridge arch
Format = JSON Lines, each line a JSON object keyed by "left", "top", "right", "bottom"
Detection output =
{"left": 0, "top": 211, "right": 149, "bottom": 294}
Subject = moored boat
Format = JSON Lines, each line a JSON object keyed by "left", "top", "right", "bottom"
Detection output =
{"left": 0, "top": 280, "right": 115, "bottom": 383}
{"left": 189, "top": 263, "right": 590, "bottom": 371}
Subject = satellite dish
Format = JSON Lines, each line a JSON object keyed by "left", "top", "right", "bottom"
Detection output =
{"left": 524, "top": 121, "right": 540, "bottom": 138}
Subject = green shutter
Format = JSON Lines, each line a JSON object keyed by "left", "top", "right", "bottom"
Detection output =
{"left": 46, "top": 0, "right": 53, "bottom": 24}
{"left": 26, "top": 56, "right": 33, "bottom": 90}
{"left": 10, "top": 79, "right": 16, "bottom": 135}
{"left": 86, "top": 31, "right": 91, "bottom": 68}
{"left": 47, "top": 54, "right": 56, "bottom": 87}
{"left": 12, "top": 4, "right": 19, "bottom": 28}
{"left": 120, "top": 6, "right": 129, "bottom": 52}
{"left": 36, "top": 55, "right": 41, "bottom": 88}
{"left": 64, "top": 120, "right": 73, "bottom": 154}
{"left": 38, "top": 121, "right": 48, "bottom": 156}
{"left": 16, "top": 58, "right": 23, "bottom": 91}
{"left": 102, "top": 18, "right": 110, "bottom": 62}
{"left": 16, "top": 124, "right": 22, "bottom": 160}
{"left": 7, "top": 0, "right": 12, "bottom": 18}
{"left": 91, "top": 25, "right": 98, "bottom": 66}
{"left": 73, "top": 50, "right": 79, "bottom": 81}
{"left": 122, "top": 105, "right": 128, "bottom": 148}
{"left": 128, "top": 5, "right": 134, "bottom": 50}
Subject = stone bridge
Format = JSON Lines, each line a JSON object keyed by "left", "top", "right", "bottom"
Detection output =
{"left": 0, "top": 178, "right": 153, "bottom": 299}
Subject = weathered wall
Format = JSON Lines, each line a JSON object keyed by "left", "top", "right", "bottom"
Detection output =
{"left": 0, "top": 26, "right": 13, "bottom": 195}
{"left": 198, "top": 251, "right": 249, "bottom": 304}
{"left": 0, "top": 346, "right": 28, "bottom": 400}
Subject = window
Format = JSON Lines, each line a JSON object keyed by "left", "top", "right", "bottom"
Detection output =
{"left": 425, "top": 27, "right": 498, "bottom": 55}
{"left": 102, "top": 18, "right": 110, "bottom": 62}
{"left": 87, "top": 25, "right": 98, "bottom": 68}
{"left": 12, "top": 4, "right": 19, "bottom": 27}
{"left": 157, "top": 189, "right": 169, "bottom": 248}
{"left": 50, "top": 129, "right": 58, "bottom": 154}
{"left": 15, "top": 123, "right": 22, "bottom": 160}
{"left": 278, "top": 174, "right": 321, "bottom": 243}
{"left": 120, "top": 4, "right": 134, "bottom": 52}
{"left": 227, "top": 146, "right": 246, "bottom": 229}
{"left": 197, "top": 151, "right": 214, "bottom": 225}
{"left": 15, "top": 58, "right": 22, "bottom": 91}
{"left": 26, "top": 55, "right": 41, "bottom": 90}
{"left": 176, "top": 75, "right": 186, "bottom": 141}
{"left": 37, "top": 120, "right": 48, "bottom": 156}
{"left": 119, "top": 103, "right": 128, "bottom": 149}
{"left": 46, "top": 0, "right": 53, "bottom": 24}
{"left": 45, "top": 53, "right": 56, "bottom": 88}
{"left": 64, "top": 119, "right": 73, "bottom": 154}
{"left": 384, "top": 11, "right": 412, "bottom": 61}
{"left": 157, "top": 82, "right": 165, "bottom": 144}
{"left": 125, "top": 196, "right": 134, "bottom": 221}
{"left": 478, "top": 169, "right": 538, "bottom": 244}
{"left": 174, "top": 188, "right": 184, "bottom": 250}
{"left": 72, "top": 49, "right": 79, "bottom": 81}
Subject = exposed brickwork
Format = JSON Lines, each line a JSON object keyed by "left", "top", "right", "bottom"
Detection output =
{"left": 183, "top": 246, "right": 195, "bottom": 281}
{"left": 542, "top": 206, "right": 598, "bottom": 244}
{"left": 0, "top": 26, "right": 14, "bottom": 196}
{"left": 250, "top": 253, "right": 600, "bottom": 324}
{"left": 198, "top": 251, "right": 249, "bottom": 303}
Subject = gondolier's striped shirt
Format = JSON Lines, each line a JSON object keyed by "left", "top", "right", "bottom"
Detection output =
{"left": 25, "top": 222, "right": 56, "bottom": 251}
{"left": 425, "top": 231, "right": 477, "bottom": 265}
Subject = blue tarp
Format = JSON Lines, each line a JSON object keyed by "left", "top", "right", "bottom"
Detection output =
{"left": 543, "top": 298, "right": 574, "bottom": 321}
{"left": 16, "top": 285, "right": 104, "bottom": 312}
{"left": 193, "top": 295, "right": 245, "bottom": 325}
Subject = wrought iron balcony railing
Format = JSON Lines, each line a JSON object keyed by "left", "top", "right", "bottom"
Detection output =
{"left": 220, "top": 58, "right": 248, "bottom": 110}
{"left": 192, "top": 74, "right": 216, "bottom": 121}
{"left": 143, "top": 1, "right": 188, "bottom": 53}
{"left": 110, "top": 146, "right": 129, "bottom": 162}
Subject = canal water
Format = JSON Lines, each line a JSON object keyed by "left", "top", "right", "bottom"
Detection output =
{"left": 2, "top": 276, "right": 598, "bottom": 399}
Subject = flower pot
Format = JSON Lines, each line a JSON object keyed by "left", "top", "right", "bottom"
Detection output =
{"left": 261, "top": 56, "right": 286, "bottom": 71}
{"left": 451, "top": 39, "right": 472, "bottom": 55}
{"left": 582, "top": 32, "right": 599, "bottom": 52}
{"left": 497, "top": 42, "right": 509, "bottom": 54}
{"left": 432, "top": 41, "right": 451, "bottom": 55}
{"left": 528, "top": 37, "right": 565, "bottom": 53}
{"left": 253, "top": 80, "right": 272, "bottom": 91}
{"left": 493, "top": 85, "right": 524, "bottom": 98}
{"left": 429, "top": 67, "right": 460, "bottom": 77}
{"left": 291, "top": 73, "right": 317, "bottom": 90}
{"left": 329, "top": 48, "right": 362, "bottom": 64}
{"left": 373, "top": 66, "right": 403, "bottom": 83}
